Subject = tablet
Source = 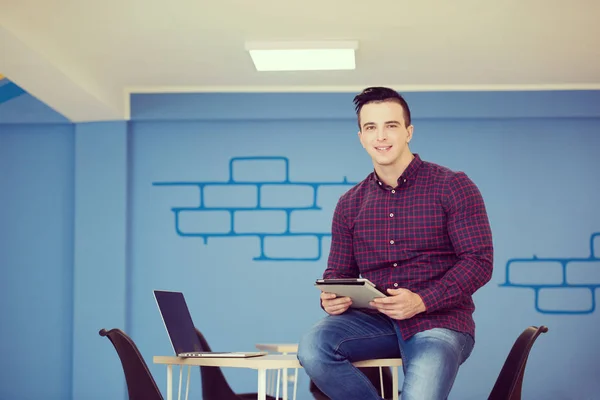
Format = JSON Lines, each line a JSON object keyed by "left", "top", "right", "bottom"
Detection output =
{"left": 314, "top": 278, "right": 387, "bottom": 309}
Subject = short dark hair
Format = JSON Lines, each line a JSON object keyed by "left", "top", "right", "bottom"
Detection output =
{"left": 353, "top": 86, "right": 412, "bottom": 128}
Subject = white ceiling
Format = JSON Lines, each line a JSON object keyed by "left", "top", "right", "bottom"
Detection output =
{"left": 1, "top": 0, "right": 599, "bottom": 121}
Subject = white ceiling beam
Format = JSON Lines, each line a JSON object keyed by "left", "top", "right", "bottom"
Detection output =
{"left": 0, "top": 26, "right": 126, "bottom": 122}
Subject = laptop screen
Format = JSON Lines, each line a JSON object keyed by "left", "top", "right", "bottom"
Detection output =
{"left": 153, "top": 290, "right": 204, "bottom": 354}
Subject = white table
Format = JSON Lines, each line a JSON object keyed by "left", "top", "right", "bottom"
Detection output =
{"left": 255, "top": 343, "right": 299, "bottom": 400}
{"left": 154, "top": 354, "right": 402, "bottom": 400}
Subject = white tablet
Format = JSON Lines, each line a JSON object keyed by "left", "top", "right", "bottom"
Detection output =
{"left": 314, "top": 278, "right": 387, "bottom": 309}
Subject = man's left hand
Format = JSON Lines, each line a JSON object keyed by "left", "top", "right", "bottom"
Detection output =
{"left": 369, "top": 288, "right": 427, "bottom": 320}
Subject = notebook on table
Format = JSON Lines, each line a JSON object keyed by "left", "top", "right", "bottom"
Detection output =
{"left": 153, "top": 290, "right": 267, "bottom": 358}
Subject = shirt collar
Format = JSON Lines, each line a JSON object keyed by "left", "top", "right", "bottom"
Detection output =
{"left": 372, "top": 153, "right": 423, "bottom": 190}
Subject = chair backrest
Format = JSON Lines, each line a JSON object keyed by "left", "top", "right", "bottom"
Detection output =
{"left": 488, "top": 325, "right": 548, "bottom": 400}
{"left": 99, "top": 328, "right": 164, "bottom": 400}
{"left": 194, "top": 328, "right": 241, "bottom": 400}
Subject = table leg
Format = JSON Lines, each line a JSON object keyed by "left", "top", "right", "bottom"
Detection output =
{"left": 392, "top": 366, "right": 399, "bottom": 400}
{"left": 167, "top": 364, "right": 173, "bottom": 400}
{"left": 292, "top": 368, "right": 299, "bottom": 400}
{"left": 257, "top": 368, "right": 267, "bottom": 400}
{"left": 267, "top": 368, "right": 273, "bottom": 396}
{"left": 178, "top": 365, "right": 183, "bottom": 400}
{"left": 282, "top": 367, "right": 288, "bottom": 400}
{"left": 276, "top": 369, "right": 280, "bottom": 400}
{"left": 185, "top": 365, "right": 191, "bottom": 400}
{"left": 281, "top": 352, "right": 289, "bottom": 400}
{"left": 379, "top": 367, "right": 384, "bottom": 398}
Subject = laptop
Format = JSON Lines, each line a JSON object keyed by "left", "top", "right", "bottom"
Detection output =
{"left": 153, "top": 290, "right": 267, "bottom": 358}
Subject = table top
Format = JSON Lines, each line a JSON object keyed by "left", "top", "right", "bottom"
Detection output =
{"left": 153, "top": 354, "right": 402, "bottom": 370}
{"left": 254, "top": 343, "right": 299, "bottom": 353}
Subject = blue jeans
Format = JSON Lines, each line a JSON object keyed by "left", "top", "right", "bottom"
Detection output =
{"left": 297, "top": 309, "right": 474, "bottom": 400}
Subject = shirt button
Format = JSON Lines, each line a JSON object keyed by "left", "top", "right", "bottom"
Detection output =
{"left": 389, "top": 213, "right": 394, "bottom": 217}
{"left": 393, "top": 283, "right": 399, "bottom": 287}
{"left": 403, "top": 179, "right": 407, "bottom": 183}
{"left": 391, "top": 190, "right": 395, "bottom": 193}
{"left": 389, "top": 240, "right": 395, "bottom": 244}
{"left": 378, "top": 181, "right": 382, "bottom": 185}
{"left": 393, "top": 263, "right": 398, "bottom": 267}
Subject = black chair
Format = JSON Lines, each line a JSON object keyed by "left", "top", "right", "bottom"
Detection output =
{"left": 194, "top": 327, "right": 279, "bottom": 400}
{"left": 99, "top": 328, "right": 163, "bottom": 400}
{"left": 488, "top": 325, "right": 549, "bottom": 400}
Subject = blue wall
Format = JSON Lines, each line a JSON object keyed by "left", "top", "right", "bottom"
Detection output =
{"left": 0, "top": 122, "right": 74, "bottom": 400}
{"left": 71, "top": 121, "right": 129, "bottom": 400}
{"left": 1, "top": 81, "right": 600, "bottom": 399}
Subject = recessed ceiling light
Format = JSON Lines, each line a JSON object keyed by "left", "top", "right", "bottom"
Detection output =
{"left": 245, "top": 41, "right": 358, "bottom": 72}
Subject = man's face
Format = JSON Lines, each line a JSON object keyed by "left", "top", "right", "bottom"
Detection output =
{"left": 357, "top": 101, "right": 413, "bottom": 168}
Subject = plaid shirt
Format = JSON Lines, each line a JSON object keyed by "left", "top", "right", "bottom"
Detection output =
{"left": 324, "top": 154, "right": 493, "bottom": 340}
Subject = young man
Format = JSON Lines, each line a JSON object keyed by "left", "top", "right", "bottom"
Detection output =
{"left": 297, "top": 87, "right": 494, "bottom": 400}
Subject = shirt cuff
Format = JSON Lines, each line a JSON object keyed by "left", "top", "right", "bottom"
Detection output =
{"left": 416, "top": 285, "right": 444, "bottom": 313}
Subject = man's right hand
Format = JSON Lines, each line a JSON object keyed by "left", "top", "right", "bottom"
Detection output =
{"left": 320, "top": 291, "right": 352, "bottom": 315}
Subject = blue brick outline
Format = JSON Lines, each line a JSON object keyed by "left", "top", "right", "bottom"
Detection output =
{"left": 500, "top": 232, "right": 600, "bottom": 314}
{"left": 153, "top": 156, "right": 357, "bottom": 261}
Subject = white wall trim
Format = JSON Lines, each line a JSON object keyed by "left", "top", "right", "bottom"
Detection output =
{"left": 125, "top": 83, "right": 600, "bottom": 94}
{"left": 121, "top": 83, "right": 600, "bottom": 121}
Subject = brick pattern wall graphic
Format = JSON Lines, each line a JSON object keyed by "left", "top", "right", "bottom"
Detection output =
{"left": 500, "top": 232, "right": 600, "bottom": 314}
{"left": 153, "top": 156, "right": 357, "bottom": 261}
